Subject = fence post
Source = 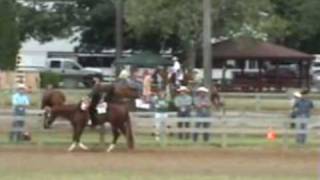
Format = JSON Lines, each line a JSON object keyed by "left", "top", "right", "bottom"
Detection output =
{"left": 282, "top": 118, "right": 289, "bottom": 149}
{"left": 255, "top": 94, "right": 261, "bottom": 112}
{"left": 220, "top": 116, "right": 227, "bottom": 148}
{"left": 160, "top": 117, "right": 167, "bottom": 147}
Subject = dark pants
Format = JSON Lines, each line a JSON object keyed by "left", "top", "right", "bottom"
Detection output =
{"left": 177, "top": 121, "right": 190, "bottom": 139}
{"left": 296, "top": 120, "right": 307, "bottom": 144}
{"left": 10, "top": 106, "right": 26, "bottom": 142}
{"left": 177, "top": 108, "right": 191, "bottom": 140}
{"left": 193, "top": 122, "right": 211, "bottom": 142}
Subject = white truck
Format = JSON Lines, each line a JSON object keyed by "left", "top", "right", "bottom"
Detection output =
{"left": 16, "top": 56, "right": 103, "bottom": 88}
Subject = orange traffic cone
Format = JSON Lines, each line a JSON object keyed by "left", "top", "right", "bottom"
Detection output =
{"left": 267, "top": 127, "right": 276, "bottom": 141}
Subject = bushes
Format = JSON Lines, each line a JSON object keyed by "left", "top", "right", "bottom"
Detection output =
{"left": 40, "top": 72, "right": 62, "bottom": 88}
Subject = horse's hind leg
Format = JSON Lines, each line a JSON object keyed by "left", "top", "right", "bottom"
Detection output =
{"left": 119, "top": 124, "right": 131, "bottom": 150}
{"left": 107, "top": 126, "right": 120, "bottom": 152}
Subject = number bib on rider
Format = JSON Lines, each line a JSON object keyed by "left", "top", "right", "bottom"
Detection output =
{"left": 96, "top": 102, "right": 108, "bottom": 114}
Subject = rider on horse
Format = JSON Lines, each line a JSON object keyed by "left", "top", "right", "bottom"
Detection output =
{"left": 88, "top": 77, "right": 104, "bottom": 127}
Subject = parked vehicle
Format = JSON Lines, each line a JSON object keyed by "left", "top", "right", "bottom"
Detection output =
{"left": 45, "top": 58, "right": 103, "bottom": 88}
{"left": 16, "top": 56, "right": 103, "bottom": 88}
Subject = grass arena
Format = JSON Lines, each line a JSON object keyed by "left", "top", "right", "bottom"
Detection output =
{"left": 0, "top": 90, "right": 319, "bottom": 180}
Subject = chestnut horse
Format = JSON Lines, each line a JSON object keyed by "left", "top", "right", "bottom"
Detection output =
{"left": 90, "top": 80, "right": 140, "bottom": 152}
{"left": 43, "top": 80, "right": 140, "bottom": 152}
{"left": 43, "top": 98, "right": 91, "bottom": 151}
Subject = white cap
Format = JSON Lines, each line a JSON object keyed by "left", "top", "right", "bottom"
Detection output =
{"left": 177, "top": 86, "right": 189, "bottom": 92}
{"left": 16, "top": 83, "right": 26, "bottom": 89}
{"left": 196, "top": 87, "right": 209, "bottom": 93}
{"left": 293, "top": 91, "right": 302, "bottom": 98}
{"left": 172, "top": 56, "right": 178, "bottom": 61}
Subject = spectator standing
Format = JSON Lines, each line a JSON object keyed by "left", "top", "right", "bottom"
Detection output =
{"left": 118, "top": 66, "right": 130, "bottom": 80}
{"left": 193, "top": 87, "right": 212, "bottom": 142}
{"left": 174, "top": 86, "right": 192, "bottom": 140}
{"left": 171, "top": 57, "right": 183, "bottom": 87}
{"left": 152, "top": 68, "right": 164, "bottom": 91}
{"left": 210, "top": 85, "right": 224, "bottom": 110}
{"left": 143, "top": 70, "right": 153, "bottom": 102}
{"left": 172, "top": 56, "right": 181, "bottom": 74}
{"left": 292, "top": 91, "right": 314, "bottom": 144}
{"left": 10, "top": 84, "right": 30, "bottom": 142}
{"left": 153, "top": 91, "right": 169, "bottom": 142}
{"left": 193, "top": 69, "right": 203, "bottom": 87}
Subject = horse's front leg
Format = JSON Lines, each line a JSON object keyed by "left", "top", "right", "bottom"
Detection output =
{"left": 76, "top": 121, "right": 89, "bottom": 151}
{"left": 68, "top": 124, "right": 78, "bottom": 152}
{"left": 68, "top": 122, "right": 88, "bottom": 152}
{"left": 107, "top": 125, "right": 120, "bottom": 152}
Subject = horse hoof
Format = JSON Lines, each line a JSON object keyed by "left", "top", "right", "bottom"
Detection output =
{"left": 106, "top": 144, "right": 115, "bottom": 152}
{"left": 68, "top": 143, "right": 77, "bottom": 152}
{"left": 79, "top": 143, "right": 89, "bottom": 151}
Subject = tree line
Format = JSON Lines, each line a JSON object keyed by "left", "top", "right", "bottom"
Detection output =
{"left": 1, "top": 0, "right": 320, "bottom": 69}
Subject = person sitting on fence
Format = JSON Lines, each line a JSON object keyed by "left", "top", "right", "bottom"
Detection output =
{"left": 174, "top": 86, "right": 192, "bottom": 140}
{"left": 193, "top": 87, "right": 212, "bottom": 142}
{"left": 10, "top": 83, "right": 30, "bottom": 142}
{"left": 292, "top": 91, "right": 314, "bottom": 145}
{"left": 153, "top": 91, "right": 169, "bottom": 142}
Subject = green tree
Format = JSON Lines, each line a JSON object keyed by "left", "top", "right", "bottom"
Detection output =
{"left": 17, "top": 0, "right": 120, "bottom": 52}
{"left": 16, "top": 1, "right": 77, "bottom": 42}
{"left": 272, "top": 0, "right": 320, "bottom": 53}
{"left": 0, "top": 0, "right": 20, "bottom": 70}
{"left": 126, "top": 0, "right": 288, "bottom": 68}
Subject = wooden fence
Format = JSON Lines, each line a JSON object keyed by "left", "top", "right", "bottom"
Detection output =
{"left": 0, "top": 71, "right": 40, "bottom": 91}
{"left": 130, "top": 112, "right": 320, "bottom": 148}
{"left": 0, "top": 110, "right": 318, "bottom": 149}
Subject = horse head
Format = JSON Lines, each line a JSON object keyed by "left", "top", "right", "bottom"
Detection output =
{"left": 41, "top": 90, "right": 66, "bottom": 109}
{"left": 114, "top": 79, "right": 141, "bottom": 99}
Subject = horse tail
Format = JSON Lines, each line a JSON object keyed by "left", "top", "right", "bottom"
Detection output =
{"left": 125, "top": 112, "right": 134, "bottom": 149}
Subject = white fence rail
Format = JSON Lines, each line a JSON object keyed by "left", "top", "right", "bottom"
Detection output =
{"left": 0, "top": 110, "right": 319, "bottom": 149}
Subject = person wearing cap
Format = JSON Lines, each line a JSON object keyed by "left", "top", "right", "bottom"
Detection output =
{"left": 193, "top": 87, "right": 212, "bottom": 142}
{"left": 118, "top": 66, "right": 130, "bottom": 80}
{"left": 153, "top": 91, "right": 169, "bottom": 142}
{"left": 10, "top": 84, "right": 30, "bottom": 142}
{"left": 174, "top": 86, "right": 192, "bottom": 140}
{"left": 292, "top": 91, "right": 314, "bottom": 144}
{"left": 12, "top": 84, "right": 30, "bottom": 107}
{"left": 172, "top": 56, "right": 181, "bottom": 74}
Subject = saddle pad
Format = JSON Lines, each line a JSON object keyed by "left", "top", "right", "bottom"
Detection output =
{"left": 96, "top": 102, "right": 108, "bottom": 114}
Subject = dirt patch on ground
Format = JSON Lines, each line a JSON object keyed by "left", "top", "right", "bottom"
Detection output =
{"left": 0, "top": 148, "right": 318, "bottom": 178}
